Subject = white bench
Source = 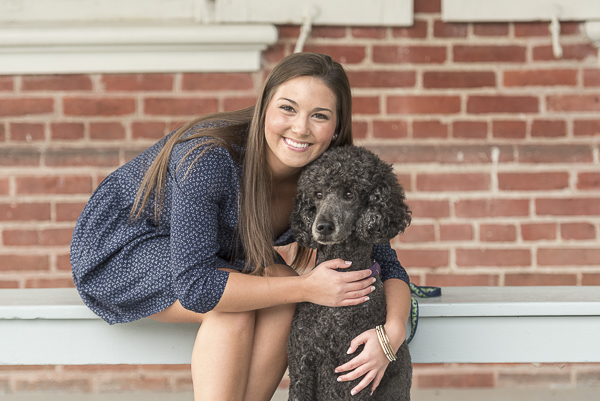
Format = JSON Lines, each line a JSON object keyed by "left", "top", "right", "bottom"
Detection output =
{"left": 1, "top": 286, "right": 600, "bottom": 365}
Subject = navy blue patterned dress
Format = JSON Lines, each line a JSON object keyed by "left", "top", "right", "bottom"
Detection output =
{"left": 70, "top": 125, "right": 409, "bottom": 325}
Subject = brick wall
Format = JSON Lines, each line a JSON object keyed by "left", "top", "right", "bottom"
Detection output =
{"left": 1, "top": 0, "right": 599, "bottom": 394}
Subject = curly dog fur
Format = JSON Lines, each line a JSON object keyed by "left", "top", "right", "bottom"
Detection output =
{"left": 287, "top": 145, "right": 413, "bottom": 401}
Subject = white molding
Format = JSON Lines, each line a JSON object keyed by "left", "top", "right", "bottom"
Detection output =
{"left": 585, "top": 21, "right": 600, "bottom": 51}
{"left": 0, "top": 24, "right": 278, "bottom": 75}
{"left": 442, "top": 0, "right": 600, "bottom": 22}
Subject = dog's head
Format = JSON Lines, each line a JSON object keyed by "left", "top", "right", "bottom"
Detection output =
{"left": 290, "top": 146, "right": 411, "bottom": 248}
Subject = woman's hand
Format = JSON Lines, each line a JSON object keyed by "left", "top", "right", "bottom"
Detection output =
{"left": 334, "top": 323, "right": 407, "bottom": 396}
{"left": 301, "top": 259, "right": 374, "bottom": 307}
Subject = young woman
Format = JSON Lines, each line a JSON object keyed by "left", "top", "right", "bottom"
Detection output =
{"left": 70, "top": 52, "right": 411, "bottom": 400}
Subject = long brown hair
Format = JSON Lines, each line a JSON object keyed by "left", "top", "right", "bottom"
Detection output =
{"left": 131, "top": 52, "right": 353, "bottom": 275}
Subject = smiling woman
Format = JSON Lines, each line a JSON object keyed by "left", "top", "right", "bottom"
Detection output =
{"left": 69, "top": 52, "right": 411, "bottom": 401}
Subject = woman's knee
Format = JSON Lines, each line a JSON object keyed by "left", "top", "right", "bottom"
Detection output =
{"left": 203, "top": 309, "right": 257, "bottom": 335}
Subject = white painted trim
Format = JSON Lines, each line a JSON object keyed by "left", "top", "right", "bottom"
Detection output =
{"left": 0, "top": 24, "right": 278, "bottom": 74}
{"left": 442, "top": 0, "right": 600, "bottom": 22}
{"left": 585, "top": 21, "right": 600, "bottom": 50}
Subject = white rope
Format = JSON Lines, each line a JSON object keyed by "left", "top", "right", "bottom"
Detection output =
{"left": 550, "top": 14, "right": 563, "bottom": 59}
{"left": 294, "top": 5, "right": 319, "bottom": 54}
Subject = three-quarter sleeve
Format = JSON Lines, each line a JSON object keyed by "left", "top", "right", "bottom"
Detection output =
{"left": 372, "top": 242, "right": 410, "bottom": 285}
{"left": 169, "top": 144, "right": 240, "bottom": 313}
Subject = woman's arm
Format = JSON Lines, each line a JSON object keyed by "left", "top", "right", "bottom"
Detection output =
{"left": 212, "top": 260, "right": 376, "bottom": 312}
{"left": 383, "top": 278, "right": 411, "bottom": 350}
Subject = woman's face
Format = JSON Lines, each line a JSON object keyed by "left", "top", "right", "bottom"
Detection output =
{"left": 264, "top": 76, "right": 338, "bottom": 179}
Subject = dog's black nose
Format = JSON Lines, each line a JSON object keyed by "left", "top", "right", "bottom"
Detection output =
{"left": 316, "top": 221, "right": 335, "bottom": 236}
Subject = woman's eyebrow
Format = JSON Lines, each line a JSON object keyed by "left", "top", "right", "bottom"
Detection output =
{"left": 279, "top": 98, "right": 333, "bottom": 114}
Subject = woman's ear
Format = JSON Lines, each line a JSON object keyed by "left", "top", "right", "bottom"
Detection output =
{"left": 356, "top": 182, "right": 411, "bottom": 244}
{"left": 290, "top": 192, "right": 318, "bottom": 249}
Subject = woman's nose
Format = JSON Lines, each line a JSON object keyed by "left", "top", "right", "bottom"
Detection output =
{"left": 292, "top": 116, "right": 309, "bottom": 135}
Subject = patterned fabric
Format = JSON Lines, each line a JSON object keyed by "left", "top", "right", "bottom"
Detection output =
{"left": 407, "top": 283, "right": 442, "bottom": 343}
{"left": 70, "top": 125, "right": 410, "bottom": 325}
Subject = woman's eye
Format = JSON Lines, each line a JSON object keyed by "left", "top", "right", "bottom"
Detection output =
{"left": 280, "top": 105, "right": 295, "bottom": 112}
{"left": 344, "top": 191, "right": 354, "bottom": 200}
{"left": 313, "top": 113, "right": 329, "bottom": 120}
{"left": 315, "top": 192, "right": 323, "bottom": 199}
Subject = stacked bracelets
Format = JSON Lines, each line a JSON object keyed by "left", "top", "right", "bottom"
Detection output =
{"left": 375, "top": 325, "right": 397, "bottom": 362}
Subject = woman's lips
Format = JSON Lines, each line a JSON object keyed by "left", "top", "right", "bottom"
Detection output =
{"left": 284, "top": 137, "right": 311, "bottom": 151}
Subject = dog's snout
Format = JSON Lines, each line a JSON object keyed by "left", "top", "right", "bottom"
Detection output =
{"left": 316, "top": 221, "right": 335, "bottom": 236}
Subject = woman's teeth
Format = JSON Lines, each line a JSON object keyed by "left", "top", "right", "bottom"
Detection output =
{"left": 284, "top": 138, "right": 310, "bottom": 149}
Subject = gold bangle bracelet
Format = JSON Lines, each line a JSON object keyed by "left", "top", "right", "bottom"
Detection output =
{"left": 375, "top": 325, "right": 397, "bottom": 362}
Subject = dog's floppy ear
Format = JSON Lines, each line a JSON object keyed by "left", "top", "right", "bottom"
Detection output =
{"left": 290, "top": 191, "right": 318, "bottom": 249}
{"left": 356, "top": 177, "right": 411, "bottom": 244}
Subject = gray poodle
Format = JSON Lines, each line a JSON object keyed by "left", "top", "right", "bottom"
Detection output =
{"left": 288, "top": 145, "right": 413, "bottom": 401}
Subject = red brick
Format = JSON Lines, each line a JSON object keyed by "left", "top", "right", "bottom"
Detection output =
{"left": 372, "top": 120, "right": 408, "bottom": 139}
{"left": 538, "top": 248, "right": 600, "bottom": 266}
{"left": 517, "top": 145, "right": 593, "bottom": 163}
{"left": 0, "top": 178, "right": 8, "bottom": 195}
{"left": 97, "top": 377, "right": 171, "bottom": 392}
{"left": 547, "top": 95, "right": 600, "bottom": 112}
{"left": 64, "top": 97, "right": 136, "bottom": 116}
{"left": 277, "top": 25, "right": 299, "bottom": 38}
{"left": 561, "top": 223, "right": 596, "bottom": 240}
{"left": 397, "top": 174, "right": 412, "bottom": 191}
{"left": 578, "top": 172, "right": 600, "bottom": 190}
{"left": 533, "top": 43, "right": 597, "bottom": 61}
{"left": 417, "top": 173, "right": 489, "bottom": 191}
{"left": 16, "top": 175, "right": 92, "bottom": 195}
{"left": 311, "top": 26, "right": 347, "bottom": 38}
{"left": 492, "top": 120, "right": 526, "bottom": 139}
{"left": 302, "top": 45, "right": 366, "bottom": 64}
{"left": 63, "top": 364, "right": 139, "bottom": 372}
{"left": 398, "top": 225, "right": 435, "bottom": 243}
{"left": 452, "top": 121, "right": 487, "bottom": 139}
{"left": 454, "top": 45, "right": 526, "bottom": 63}
{"left": 531, "top": 120, "right": 566, "bottom": 138}
{"left": 584, "top": 69, "right": 600, "bottom": 87}
{"left": 51, "top": 122, "right": 84, "bottom": 140}
{"left": 413, "top": 120, "right": 447, "bottom": 139}
{"left": 0, "top": 124, "right": 4, "bottom": 141}
{"left": 392, "top": 20, "right": 428, "bottom": 38}
{"left": 456, "top": 249, "right": 530, "bottom": 267}
{"left": 223, "top": 96, "right": 255, "bottom": 112}
{"left": 3, "top": 229, "right": 38, "bottom": 246}
{"left": 417, "top": 373, "right": 494, "bottom": 388}
{"left": 182, "top": 73, "right": 254, "bottom": 91}
{"left": 45, "top": 148, "right": 120, "bottom": 167}
{"left": 56, "top": 254, "right": 71, "bottom": 271}
{"left": 373, "top": 46, "right": 446, "bottom": 64}
{"left": 25, "top": 277, "right": 76, "bottom": 288}
{"left": 407, "top": 200, "right": 450, "bottom": 218}
{"left": 443, "top": 145, "right": 514, "bottom": 164}
{"left": 16, "top": 379, "right": 90, "bottom": 392}
{"left": 351, "top": 27, "right": 386, "bottom": 39}
{"left": 102, "top": 74, "right": 173, "bottom": 91}
{"left": 22, "top": 75, "right": 92, "bottom": 91}
{"left": 467, "top": 95, "right": 538, "bottom": 114}
{"left": 90, "top": 122, "right": 126, "bottom": 140}
{"left": 455, "top": 199, "right": 529, "bottom": 218}
{"left": 505, "top": 274, "right": 577, "bottom": 286}
{"left": 132, "top": 121, "right": 167, "bottom": 140}
{"left": 440, "top": 224, "right": 473, "bottom": 241}
{"left": 40, "top": 228, "right": 74, "bottom": 246}
{"left": 352, "top": 121, "right": 368, "bottom": 139}
{"left": 395, "top": 249, "right": 448, "bottom": 268}
{"left": 0, "top": 203, "right": 51, "bottom": 221}
{"left": 433, "top": 20, "right": 467, "bottom": 38}
{"left": 514, "top": 22, "right": 555, "bottom": 37}
{"left": 0, "top": 255, "right": 49, "bottom": 271}
{"left": 0, "top": 281, "right": 19, "bottom": 288}
{"left": 504, "top": 69, "right": 578, "bottom": 87}
{"left": 388, "top": 95, "right": 460, "bottom": 114}
{"left": 56, "top": 202, "right": 86, "bottom": 221}
{"left": 10, "top": 123, "right": 45, "bottom": 141}
{"left": 521, "top": 223, "right": 556, "bottom": 241}
{"left": 536, "top": 198, "right": 600, "bottom": 216}
{"left": 480, "top": 224, "right": 516, "bottom": 242}
{"left": 583, "top": 274, "right": 600, "bottom": 285}
{"left": 498, "top": 172, "right": 569, "bottom": 191}
{"left": 347, "top": 71, "right": 415, "bottom": 88}
{"left": 473, "top": 23, "right": 509, "bottom": 36}
{"left": 423, "top": 71, "right": 495, "bottom": 89}
{"left": 0, "top": 76, "right": 13, "bottom": 91}
{"left": 262, "top": 43, "right": 286, "bottom": 64}
{"left": 0, "top": 98, "right": 54, "bottom": 116}
{"left": 352, "top": 96, "right": 380, "bottom": 115}
{"left": 414, "top": 0, "right": 441, "bottom": 13}
{"left": 574, "top": 120, "right": 600, "bottom": 137}
{"left": 367, "top": 145, "right": 438, "bottom": 164}
{"left": 144, "top": 97, "right": 218, "bottom": 116}
{"left": 426, "top": 274, "right": 499, "bottom": 287}
{"left": 0, "top": 148, "right": 40, "bottom": 166}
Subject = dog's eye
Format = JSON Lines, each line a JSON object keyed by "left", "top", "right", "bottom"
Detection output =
{"left": 344, "top": 191, "right": 354, "bottom": 200}
{"left": 315, "top": 192, "right": 323, "bottom": 199}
